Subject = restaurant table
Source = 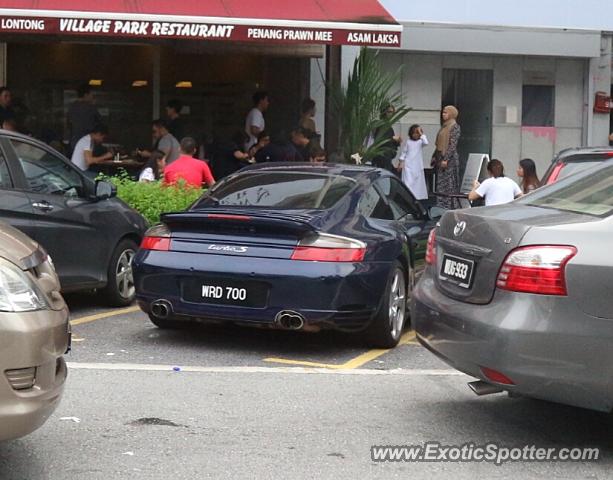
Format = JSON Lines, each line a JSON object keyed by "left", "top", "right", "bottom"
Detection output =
{"left": 94, "top": 158, "right": 145, "bottom": 179}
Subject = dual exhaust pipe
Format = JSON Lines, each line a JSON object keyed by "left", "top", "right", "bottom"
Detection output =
{"left": 151, "top": 300, "right": 173, "bottom": 320}
{"left": 150, "top": 302, "right": 306, "bottom": 331}
{"left": 275, "top": 310, "right": 306, "bottom": 331}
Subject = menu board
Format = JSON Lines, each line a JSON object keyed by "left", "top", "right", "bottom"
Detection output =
{"left": 460, "top": 154, "right": 490, "bottom": 194}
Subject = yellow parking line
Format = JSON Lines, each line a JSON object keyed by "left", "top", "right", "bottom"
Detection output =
{"left": 339, "top": 348, "right": 390, "bottom": 370}
{"left": 400, "top": 331, "right": 419, "bottom": 346}
{"left": 70, "top": 306, "right": 140, "bottom": 326}
{"left": 342, "top": 331, "right": 416, "bottom": 369}
{"left": 264, "top": 331, "right": 417, "bottom": 370}
{"left": 261, "top": 358, "right": 343, "bottom": 369}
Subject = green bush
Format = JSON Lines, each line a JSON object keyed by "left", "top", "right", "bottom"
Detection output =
{"left": 103, "top": 172, "right": 204, "bottom": 226}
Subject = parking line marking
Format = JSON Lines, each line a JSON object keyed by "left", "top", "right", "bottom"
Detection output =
{"left": 67, "top": 362, "right": 465, "bottom": 376}
{"left": 339, "top": 348, "right": 390, "bottom": 369}
{"left": 399, "top": 331, "right": 417, "bottom": 345}
{"left": 264, "top": 331, "right": 417, "bottom": 370}
{"left": 342, "top": 331, "right": 417, "bottom": 369}
{"left": 70, "top": 306, "right": 140, "bottom": 326}
{"left": 260, "top": 358, "right": 346, "bottom": 369}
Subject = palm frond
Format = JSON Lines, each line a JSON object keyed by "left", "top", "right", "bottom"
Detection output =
{"left": 329, "top": 48, "right": 410, "bottom": 163}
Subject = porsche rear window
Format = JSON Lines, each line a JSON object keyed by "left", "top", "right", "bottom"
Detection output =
{"left": 521, "top": 164, "right": 613, "bottom": 216}
{"left": 195, "top": 172, "right": 356, "bottom": 209}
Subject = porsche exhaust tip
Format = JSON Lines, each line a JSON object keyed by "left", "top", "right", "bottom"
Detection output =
{"left": 275, "top": 311, "right": 305, "bottom": 330}
{"left": 151, "top": 300, "right": 173, "bottom": 320}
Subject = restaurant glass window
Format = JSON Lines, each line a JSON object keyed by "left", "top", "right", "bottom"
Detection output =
{"left": 8, "top": 42, "right": 154, "bottom": 153}
{"left": 7, "top": 41, "right": 310, "bottom": 155}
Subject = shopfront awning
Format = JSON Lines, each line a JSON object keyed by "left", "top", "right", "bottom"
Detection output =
{"left": 0, "top": 0, "right": 402, "bottom": 46}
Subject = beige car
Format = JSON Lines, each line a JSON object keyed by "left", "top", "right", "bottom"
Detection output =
{"left": 0, "top": 222, "right": 70, "bottom": 441}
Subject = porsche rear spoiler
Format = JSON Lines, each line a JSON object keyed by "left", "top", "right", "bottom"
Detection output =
{"left": 161, "top": 209, "right": 319, "bottom": 237}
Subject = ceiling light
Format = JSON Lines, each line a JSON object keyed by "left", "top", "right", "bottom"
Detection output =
{"left": 175, "top": 81, "right": 193, "bottom": 88}
{"left": 88, "top": 79, "right": 103, "bottom": 86}
{"left": 132, "top": 80, "right": 148, "bottom": 87}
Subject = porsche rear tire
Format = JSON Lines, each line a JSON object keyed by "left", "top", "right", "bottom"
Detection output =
{"left": 364, "top": 261, "right": 407, "bottom": 348}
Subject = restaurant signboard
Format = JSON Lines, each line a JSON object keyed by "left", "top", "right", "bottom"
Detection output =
{"left": 0, "top": 14, "right": 401, "bottom": 47}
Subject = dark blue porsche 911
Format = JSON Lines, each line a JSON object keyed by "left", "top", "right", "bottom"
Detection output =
{"left": 132, "top": 163, "right": 443, "bottom": 347}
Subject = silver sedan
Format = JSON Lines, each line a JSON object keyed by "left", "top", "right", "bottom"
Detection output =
{"left": 412, "top": 159, "right": 613, "bottom": 412}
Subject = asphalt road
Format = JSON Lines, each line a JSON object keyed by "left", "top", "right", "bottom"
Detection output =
{"left": 0, "top": 297, "right": 611, "bottom": 479}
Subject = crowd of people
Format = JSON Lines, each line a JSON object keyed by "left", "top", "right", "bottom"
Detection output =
{"left": 0, "top": 83, "right": 328, "bottom": 189}
{"left": 120, "top": 90, "right": 324, "bottom": 187}
{"left": 377, "top": 104, "right": 543, "bottom": 209}
{"left": 368, "top": 100, "right": 548, "bottom": 210}
{"left": 58, "top": 86, "right": 327, "bottom": 188}
{"left": 0, "top": 82, "right": 546, "bottom": 204}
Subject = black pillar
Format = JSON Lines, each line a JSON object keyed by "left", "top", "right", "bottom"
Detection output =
{"left": 324, "top": 45, "right": 341, "bottom": 155}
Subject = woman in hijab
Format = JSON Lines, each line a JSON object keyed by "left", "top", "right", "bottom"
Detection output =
{"left": 432, "top": 105, "right": 461, "bottom": 209}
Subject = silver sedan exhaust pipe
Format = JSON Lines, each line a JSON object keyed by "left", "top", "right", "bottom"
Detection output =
{"left": 468, "top": 380, "right": 504, "bottom": 396}
{"left": 150, "top": 300, "right": 173, "bottom": 320}
{"left": 275, "top": 311, "right": 306, "bottom": 330}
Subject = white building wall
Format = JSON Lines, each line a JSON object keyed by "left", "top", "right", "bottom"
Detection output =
{"left": 587, "top": 35, "right": 612, "bottom": 146}
{"left": 554, "top": 58, "right": 585, "bottom": 151}
{"left": 379, "top": 51, "right": 588, "bottom": 181}
{"left": 492, "top": 57, "right": 523, "bottom": 173}
{"left": 393, "top": 24, "right": 600, "bottom": 58}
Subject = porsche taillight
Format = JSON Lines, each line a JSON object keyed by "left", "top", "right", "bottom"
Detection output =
{"left": 140, "top": 225, "right": 171, "bottom": 251}
{"left": 291, "top": 233, "right": 366, "bottom": 262}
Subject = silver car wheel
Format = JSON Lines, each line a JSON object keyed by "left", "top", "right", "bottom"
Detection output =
{"left": 388, "top": 268, "right": 406, "bottom": 340}
{"left": 115, "top": 249, "right": 135, "bottom": 300}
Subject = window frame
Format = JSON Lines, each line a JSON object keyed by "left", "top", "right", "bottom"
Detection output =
{"left": 357, "top": 183, "right": 394, "bottom": 220}
{"left": 373, "top": 176, "right": 421, "bottom": 221}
